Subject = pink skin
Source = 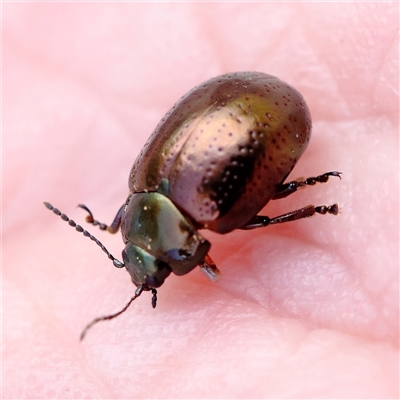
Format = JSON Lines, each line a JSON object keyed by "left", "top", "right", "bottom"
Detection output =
{"left": 2, "top": 3, "right": 398, "bottom": 399}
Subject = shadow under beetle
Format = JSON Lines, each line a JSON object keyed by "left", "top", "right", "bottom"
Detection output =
{"left": 44, "top": 71, "right": 341, "bottom": 340}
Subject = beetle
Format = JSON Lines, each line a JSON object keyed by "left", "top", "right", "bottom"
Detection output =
{"left": 45, "top": 71, "right": 341, "bottom": 339}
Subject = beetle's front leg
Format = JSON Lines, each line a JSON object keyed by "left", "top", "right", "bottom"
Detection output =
{"left": 273, "top": 171, "right": 341, "bottom": 200}
{"left": 199, "top": 254, "right": 221, "bottom": 282}
{"left": 78, "top": 204, "right": 124, "bottom": 233}
{"left": 239, "top": 204, "right": 339, "bottom": 230}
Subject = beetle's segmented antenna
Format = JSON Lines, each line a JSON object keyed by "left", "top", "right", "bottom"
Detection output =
{"left": 43, "top": 202, "right": 124, "bottom": 269}
{"left": 80, "top": 285, "right": 146, "bottom": 341}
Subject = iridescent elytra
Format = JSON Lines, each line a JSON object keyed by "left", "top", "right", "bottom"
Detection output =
{"left": 45, "top": 71, "right": 341, "bottom": 339}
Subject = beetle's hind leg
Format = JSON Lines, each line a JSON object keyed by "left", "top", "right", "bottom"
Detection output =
{"left": 273, "top": 171, "right": 341, "bottom": 200}
{"left": 199, "top": 254, "right": 221, "bottom": 282}
{"left": 239, "top": 204, "right": 339, "bottom": 230}
{"left": 78, "top": 204, "right": 124, "bottom": 233}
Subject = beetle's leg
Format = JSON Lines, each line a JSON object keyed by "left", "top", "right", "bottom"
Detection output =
{"left": 199, "top": 254, "right": 221, "bottom": 282}
{"left": 78, "top": 204, "right": 124, "bottom": 233}
{"left": 239, "top": 204, "right": 339, "bottom": 230}
{"left": 273, "top": 171, "right": 342, "bottom": 200}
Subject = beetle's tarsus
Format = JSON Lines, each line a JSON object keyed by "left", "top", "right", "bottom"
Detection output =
{"left": 239, "top": 203, "right": 339, "bottom": 230}
{"left": 77, "top": 204, "right": 124, "bottom": 234}
{"left": 268, "top": 204, "right": 339, "bottom": 225}
{"left": 273, "top": 171, "right": 342, "bottom": 200}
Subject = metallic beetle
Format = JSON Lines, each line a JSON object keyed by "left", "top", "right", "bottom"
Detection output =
{"left": 45, "top": 71, "right": 340, "bottom": 338}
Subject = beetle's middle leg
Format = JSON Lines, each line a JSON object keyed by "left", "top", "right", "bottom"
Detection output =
{"left": 239, "top": 204, "right": 339, "bottom": 230}
{"left": 273, "top": 171, "right": 341, "bottom": 200}
{"left": 78, "top": 204, "right": 124, "bottom": 233}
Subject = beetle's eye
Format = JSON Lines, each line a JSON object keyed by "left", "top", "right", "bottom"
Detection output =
{"left": 122, "top": 243, "right": 171, "bottom": 288}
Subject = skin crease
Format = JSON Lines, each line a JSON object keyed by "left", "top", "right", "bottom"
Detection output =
{"left": 2, "top": 2, "right": 399, "bottom": 399}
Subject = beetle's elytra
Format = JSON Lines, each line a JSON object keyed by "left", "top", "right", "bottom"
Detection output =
{"left": 45, "top": 71, "right": 341, "bottom": 339}
{"left": 130, "top": 72, "right": 312, "bottom": 234}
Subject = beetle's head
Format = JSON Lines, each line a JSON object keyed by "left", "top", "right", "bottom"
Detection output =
{"left": 44, "top": 194, "right": 210, "bottom": 339}
{"left": 122, "top": 243, "right": 172, "bottom": 288}
{"left": 121, "top": 192, "right": 210, "bottom": 289}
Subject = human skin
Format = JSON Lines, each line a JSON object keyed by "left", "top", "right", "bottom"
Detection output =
{"left": 2, "top": 3, "right": 399, "bottom": 399}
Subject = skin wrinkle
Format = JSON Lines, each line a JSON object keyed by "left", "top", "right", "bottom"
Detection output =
{"left": 246, "top": 235, "right": 394, "bottom": 344}
{"left": 3, "top": 2, "right": 399, "bottom": 399}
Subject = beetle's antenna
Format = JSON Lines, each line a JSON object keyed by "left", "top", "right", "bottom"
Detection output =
{"left": 80, "top": 285, "right": 147, "bottom": 341}
{"left": 43, "top": 202, "right": 125, "bottom": 269}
